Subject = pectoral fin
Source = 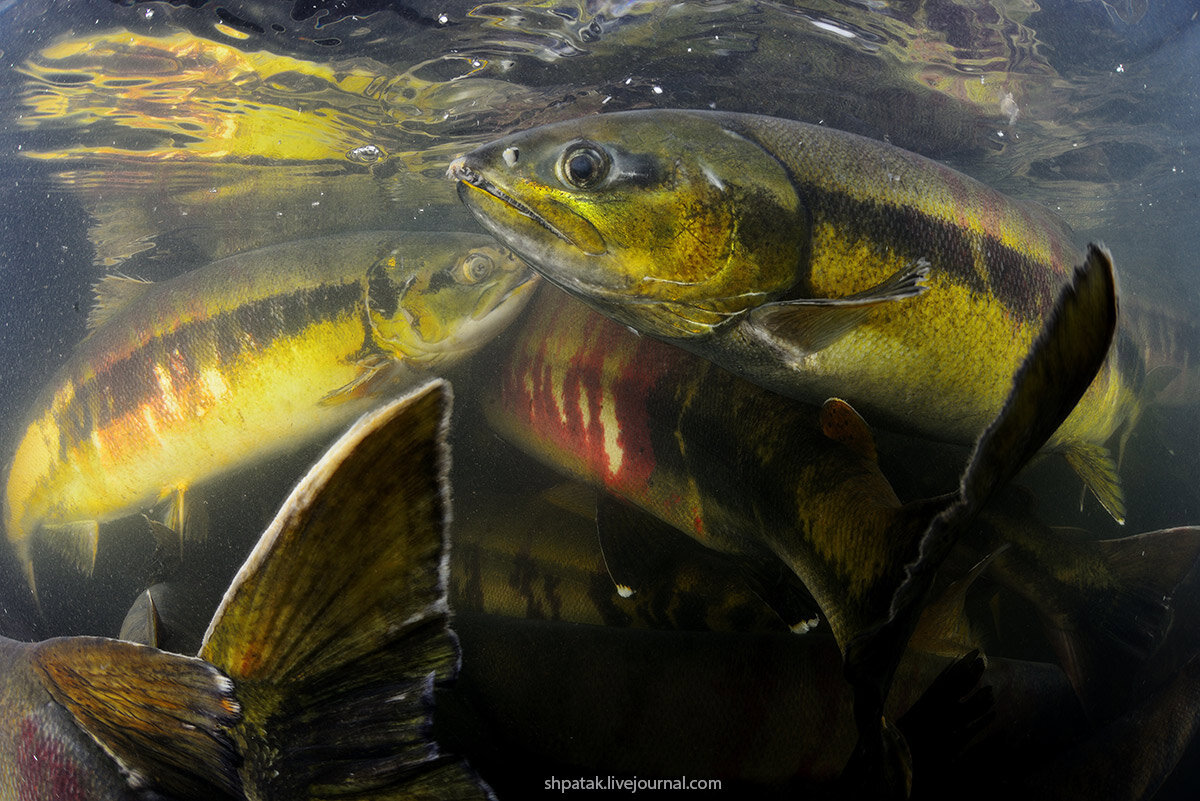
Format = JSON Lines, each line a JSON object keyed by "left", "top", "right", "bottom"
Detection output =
{"left": 595, "top": 496, "right": 666, "bottom": 599}
{"left": 745, "top": 260, "right": 929, "bottom": 358}
{"left": 1063, "top": 442, "right": 1126, "bottom": 525}
{"left": 596, "top": 496, "right": 821, "bottom": 632}
{"left": 320, "top": 354, "right": 404, "bottom": 405}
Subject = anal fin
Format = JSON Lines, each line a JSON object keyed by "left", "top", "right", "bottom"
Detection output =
{"left": 119, "top": 587, "right": 163, "bottom": 648}
{"left": 160, "top": 485, "right": 208, "bottom": 544}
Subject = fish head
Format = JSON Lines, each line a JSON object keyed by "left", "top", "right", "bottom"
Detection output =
{"left": 366, "top": 238, "right": 537, "bottom": 367}
{"left": 449, "top": 109, "right": 808, "bottom": 339}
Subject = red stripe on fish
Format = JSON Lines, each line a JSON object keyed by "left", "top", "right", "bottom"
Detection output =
{"left": 17, "top": 715, "right": 87, "bottom": 801}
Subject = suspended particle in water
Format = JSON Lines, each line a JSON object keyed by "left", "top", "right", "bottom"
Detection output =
{"left": 1000, "top": 92, "right": 1019, "bottom": 125}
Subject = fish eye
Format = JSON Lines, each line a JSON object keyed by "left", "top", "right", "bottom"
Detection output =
{"left": 455, "top": 252, "right": 495, "bottom": 285}
{"left": 558, "top": 142, "right": 609, "bottom": 189}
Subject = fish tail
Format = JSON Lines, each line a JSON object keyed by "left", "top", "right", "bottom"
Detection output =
{"left": 996, "top": 525, "right": 1200, "bottom": 721}
{"left": 842, "top": 243, "right": 1118, "bottom": 797}
{"left": 198, "top": 380, "right": 492, "bottom": 800}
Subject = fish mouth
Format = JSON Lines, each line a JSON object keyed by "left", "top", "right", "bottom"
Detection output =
{"left": 474, "top": 268, "right": 540, "bottom": 321}
{"left": 448, "top": 157, "right": 606, "bottom": 256}
{"left": 448, "top": 158, "right": 570, "bottom": 244}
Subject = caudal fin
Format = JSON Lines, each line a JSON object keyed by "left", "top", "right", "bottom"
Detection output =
{"left": 199, "top": 379, "right": 491, "bottom": 800}
{"left": 990, "top": 521, "right": 1200, "bottom": 720}
{"left": 842, "top": 244, "right": 1119, "bottom": 797}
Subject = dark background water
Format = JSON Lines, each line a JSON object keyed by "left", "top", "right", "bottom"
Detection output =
{"left": 0, "top": 0, "right": 1198, "bottom": 797}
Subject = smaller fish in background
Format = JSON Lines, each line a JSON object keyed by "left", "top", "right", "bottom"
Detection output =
{"left": 450, "top": 484, "right": 813, "bottom": 634}
{"left": 4, "top": 231, "right": 536, "bottom": 600}
{"left": 0, "top": 380, "right": 491, "bottom": 801}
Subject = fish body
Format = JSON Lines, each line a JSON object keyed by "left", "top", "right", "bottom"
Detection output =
{"left": 450, "top": 109, "right": 1139, "bottom": 520}
{"left": 486, "top": 292, "right": 943, "bottom": 653}
{"left": 0, "top": 381, "right": 488, "bottom": 800}
{"left": 485, "top": 254, "right": 1124, "bottom": 793}
{"left": 4, "top": 231, "right": 534, "bottom": 586}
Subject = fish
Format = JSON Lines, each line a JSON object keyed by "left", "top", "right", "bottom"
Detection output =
{"left": 4, "top": 231, "right": 535, "bottom": 597}
{"left": 483, "top": 250, "right": 1138, "bottom": 792}
{"left": 450, "top": 485, "right": 811, "bottom": 633}
{"left": 448, "top": 109, "right": 1140, "bottom": 523}
{"left": 0, "top": 380, "right": 492, "bottom": 800}
{"left": 484, "top": 263, "right": 1117, "bottom": 662}
{"left": 484, "top": 288, "right": 933, "bottom": 655}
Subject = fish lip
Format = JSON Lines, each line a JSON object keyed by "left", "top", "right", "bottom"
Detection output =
{"left": 474, "top": 268, "right": 540, "bottom": 321}
{"left": 448, "top": 157, "right": 574, "bottom": 247}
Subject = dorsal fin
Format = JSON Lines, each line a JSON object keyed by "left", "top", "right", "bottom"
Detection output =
{"left": 89, "top": 274, "right": 153, "bottom": 331}
{"left": 820, "top": 398, "right": 878, "bottom": 463}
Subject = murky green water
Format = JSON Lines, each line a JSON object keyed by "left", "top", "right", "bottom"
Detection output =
{"left": 0, "top": 1, "right": 1198, "bottom": 798}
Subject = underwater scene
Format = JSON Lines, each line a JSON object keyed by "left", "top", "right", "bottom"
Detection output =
{"left": 0, "top": 0, "right": 1199, "bottom": 797}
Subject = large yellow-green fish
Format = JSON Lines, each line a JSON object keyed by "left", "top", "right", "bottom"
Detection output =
{"left": 448, "top": 109, "right": 1140, "bottom": 522}
{"left": 4, "top": 231, "right": 535, "bottom": 595}
{"left": 0, "top": 380, "right": 491, "bottom": 800}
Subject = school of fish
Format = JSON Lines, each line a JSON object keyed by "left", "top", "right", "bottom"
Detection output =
{"left": 3, "top": 17, "right": 1200, "bottom": 801}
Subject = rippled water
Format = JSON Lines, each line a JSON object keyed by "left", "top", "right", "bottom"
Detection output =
{"left": 0, "top": 0, "right": 1198, "bottom": 798}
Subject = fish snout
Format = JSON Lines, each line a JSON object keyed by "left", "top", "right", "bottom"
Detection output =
{"left": 447, "top": 156, "right": 481, "bottom": 186}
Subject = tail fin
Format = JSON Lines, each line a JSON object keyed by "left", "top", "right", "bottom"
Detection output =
{"left": 842, "top": 244, "right": 1118, "bottom": 797}
{"left": 990, "top": 522, "right": 1200, "bottom": 720}
{"left": 198, "top": 379, "right": 491, "bottom": 800}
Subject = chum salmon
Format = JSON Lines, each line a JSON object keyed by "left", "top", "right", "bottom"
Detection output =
{"left": 481, "top": 250, "right": 1127, "bottom": 792}
{"left": 0, "top": 381, "right": 491, "bottom": 800}
{"left": 449, "top": 109, "right": 1140, "bottom": 523}
{"left": 4, "top": 231, "right": 535, "bottom": 595}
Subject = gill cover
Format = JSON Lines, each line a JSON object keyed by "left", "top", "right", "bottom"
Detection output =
{"left": 366, "top": 245, "right": 514, "bottom": 365}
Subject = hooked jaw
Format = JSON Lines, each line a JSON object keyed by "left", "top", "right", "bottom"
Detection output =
{"left": 448, "top": 157, "right": 570, "bottom": 246}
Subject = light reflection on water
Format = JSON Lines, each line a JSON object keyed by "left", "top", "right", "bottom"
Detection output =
{"left": 0, "top": 0, "right": 1198, "bottom": 797}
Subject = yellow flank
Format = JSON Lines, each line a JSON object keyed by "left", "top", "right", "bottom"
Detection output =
{"left": 798, "top": 223, "right": 1036, "bottom": 441}
{"left": 4, "top": 232, "right": 534, "bottom": 585}
{"left": 7, "top": 314, "right": 369, "bottom": 548}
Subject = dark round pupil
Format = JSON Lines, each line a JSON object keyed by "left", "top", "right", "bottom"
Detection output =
{"left": 568, "top": 152, "right": 597, "bottom": 184}
{"left": 469, "top": 257, "right": 491, "bottom": 280}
